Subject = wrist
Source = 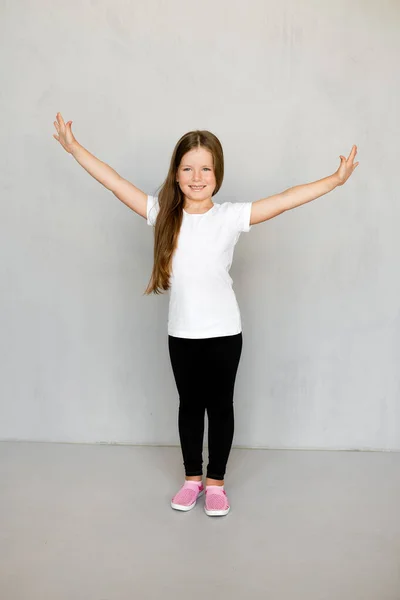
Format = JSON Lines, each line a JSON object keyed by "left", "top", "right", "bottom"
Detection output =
{"left": 69, "top": 141, "right": 81, "bottom": 157}
{"left": 330, "top": 173, "right": 341, "bottom": 187}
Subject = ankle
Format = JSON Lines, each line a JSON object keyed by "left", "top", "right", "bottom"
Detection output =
{"left": 185, "top": 476, "right": 203, "bottom": 482}
{"left": 206, "top": 478, "right": 224, "bottom": 487}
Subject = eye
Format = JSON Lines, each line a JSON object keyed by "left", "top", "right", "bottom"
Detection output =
{"left": 182, "top": 167, "right": 211, "bottom": 171}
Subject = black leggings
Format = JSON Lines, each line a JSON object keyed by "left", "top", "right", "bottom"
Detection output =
{"left": 168, "top": 332, "right": 243, "bottom": 481}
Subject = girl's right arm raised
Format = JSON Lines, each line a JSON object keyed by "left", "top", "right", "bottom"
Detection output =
{"left": 53, "top": 112, "right": 147, "bottom": 219}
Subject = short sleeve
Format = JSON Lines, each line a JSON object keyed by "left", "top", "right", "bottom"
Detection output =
{"left": 147, "top": 195, "right": 160, "bottom": 226}
{"left": 228, "top": 201, "right": 253, "bottom": 233}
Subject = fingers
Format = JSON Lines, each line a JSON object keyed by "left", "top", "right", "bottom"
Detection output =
{"left": 55, "top": 113, "right": 67, "bottom": 137}
{"left": 54, "top": 119, "right": 72, "bottom": 133}
{"left": 347, "top": 145, "right": 357, "bottom": 161}
{"left": 56, "top": 112, "right": 66, "bottom": 127}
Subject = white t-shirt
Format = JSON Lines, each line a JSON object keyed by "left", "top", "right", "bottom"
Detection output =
{"left": 147, "top": 195, "right": 253, "bottom": 339}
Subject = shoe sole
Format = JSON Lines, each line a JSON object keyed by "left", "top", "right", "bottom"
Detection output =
{"left": 204, "top": 505, "right": 230, "bottom": 517}
{"left": 171, "top": 488, "right": 204, "bottom": 511}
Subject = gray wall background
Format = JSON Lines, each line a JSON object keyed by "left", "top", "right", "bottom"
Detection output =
{"left": 1, "top": 0, "right": 399, "bottom": 450}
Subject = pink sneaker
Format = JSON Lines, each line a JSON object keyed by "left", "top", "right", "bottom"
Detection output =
{"left": 171, "top": 480, "right": 204, "bottom": 511}
{"left": 204, "top": 486, "right": 230, "bottom": 516}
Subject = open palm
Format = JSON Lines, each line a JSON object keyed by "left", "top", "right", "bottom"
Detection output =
{"left": 53, "top": 112, "right": 77, "bottom": 154}
{"left": 335, "top": 145, "right": 359, "bottom": 186}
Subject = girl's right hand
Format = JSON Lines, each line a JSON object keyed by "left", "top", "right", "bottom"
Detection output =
{"left": 53, "top": 112, "right": 78, "bottom": 154}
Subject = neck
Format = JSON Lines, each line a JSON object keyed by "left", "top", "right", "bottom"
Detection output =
{"left": 183, "top": 199, "right": 214, "bottom": 213}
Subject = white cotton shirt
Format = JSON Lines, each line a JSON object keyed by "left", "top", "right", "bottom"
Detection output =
{"left": 147, "top": 195, "right": 253, "bottom": 339}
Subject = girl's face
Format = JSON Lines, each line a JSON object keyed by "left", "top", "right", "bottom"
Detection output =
{"left": 176, "top": 147, "right": 216, "bottom": 201}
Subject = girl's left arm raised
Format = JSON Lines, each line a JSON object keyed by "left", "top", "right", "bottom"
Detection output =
{"left": 249, "top": 145, "right": 359, "bottom": 226}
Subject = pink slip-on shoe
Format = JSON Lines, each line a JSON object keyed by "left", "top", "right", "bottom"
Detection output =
{"left": 171, "top": 480, "right": 204, "bottom": 511}
{"left": 204, "top": 486, "right": 230, "bottom": 516}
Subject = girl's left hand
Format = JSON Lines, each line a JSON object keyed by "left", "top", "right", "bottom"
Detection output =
{"left": 335, "top": 145, "right": 360, "bottom": 186}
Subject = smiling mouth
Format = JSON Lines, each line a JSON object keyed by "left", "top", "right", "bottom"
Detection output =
{"left": 190, "top": 186, "right": 206, "bottom": 190}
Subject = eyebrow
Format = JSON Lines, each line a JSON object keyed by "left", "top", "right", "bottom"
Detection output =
{"left": 181, "top": 164, "right": 212, "bottom": 167}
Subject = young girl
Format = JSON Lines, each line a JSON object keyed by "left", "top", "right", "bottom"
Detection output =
{"left": 53, "top": 113, "right": 359, "bottom": 516}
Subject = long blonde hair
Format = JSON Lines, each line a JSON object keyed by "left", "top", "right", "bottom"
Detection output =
{"left": 144, "top": 130, "right": 224, "bottom": 295}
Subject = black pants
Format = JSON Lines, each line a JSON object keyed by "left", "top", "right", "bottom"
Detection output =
{"left": 168, "top": 332, "right": 243, "bottom": 481}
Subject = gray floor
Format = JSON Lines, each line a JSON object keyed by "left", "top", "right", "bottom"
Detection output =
{"left": 0, "top": 442, "right": 399, "bottom": 600}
